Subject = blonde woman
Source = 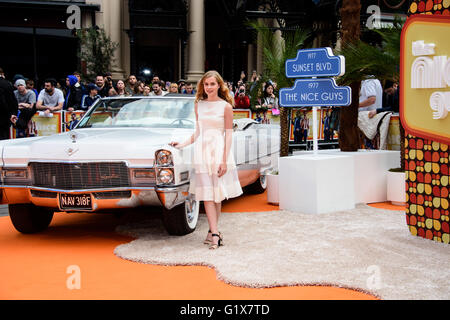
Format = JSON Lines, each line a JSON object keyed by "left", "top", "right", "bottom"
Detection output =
{"left": 169, "top": 83, "right": 179, "bottom": 93}
{"left": 169, "top": 71, "right": 243, "bottom": 249}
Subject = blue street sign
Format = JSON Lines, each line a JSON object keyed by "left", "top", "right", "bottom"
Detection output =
{"left": 285, "top": 47, "right": 345, "bottom": 78}
{"left": 279, "top": 78, "right": 352, "bottom": 107}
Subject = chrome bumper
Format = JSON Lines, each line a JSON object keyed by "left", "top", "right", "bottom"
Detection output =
{"left": 0, "top": 184, "right": 190, "bottom": 211}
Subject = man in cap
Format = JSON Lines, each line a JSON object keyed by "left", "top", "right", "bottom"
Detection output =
{"left": 81, "top": 83, "right": 101, "bottom": 111}
{"left": 14, "top": 79, "right": 36, "bottom": 110}
{"left": 12, "top": 79, "right": 36, "bottom": 138}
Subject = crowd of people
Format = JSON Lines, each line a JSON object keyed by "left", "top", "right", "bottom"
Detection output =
{"left": 1, "top": 64, "right": 400, "bottom": 144}
{"left": 0, "top": 67, "right": 285, "bottom": 140}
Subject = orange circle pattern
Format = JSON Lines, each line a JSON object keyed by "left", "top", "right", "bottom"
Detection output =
{"left": 405, "top": 135, "right": 450, "bottom": 243}
{"left": 409, "top": 0, "right": 450, "bottom": 14}
{"left": 405, "top": 2, "right": 450, "bottom": 244}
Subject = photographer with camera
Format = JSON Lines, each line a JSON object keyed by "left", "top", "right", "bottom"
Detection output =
{"left": 234, "top": 84, "right": 250, "bottom": 109}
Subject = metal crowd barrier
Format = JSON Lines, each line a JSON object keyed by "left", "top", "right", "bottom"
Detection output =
{"left": 9, "top": 109, "right": 401, "bottom": 150}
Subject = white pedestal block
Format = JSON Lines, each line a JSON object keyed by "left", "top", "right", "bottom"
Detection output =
{"left": 293, "top": 149, "right": 400, "bottom": 204}
{"left": 279, "top": 154, "right": 355, "bottom": 214}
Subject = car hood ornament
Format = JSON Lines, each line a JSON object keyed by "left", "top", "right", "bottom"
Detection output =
{"left": 70, "top": 132, "right": 78, "bottom": 144}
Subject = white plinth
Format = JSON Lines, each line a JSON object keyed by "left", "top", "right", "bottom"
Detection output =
{"left": 279, "top": 154, "right": 355, "bottom": 214}
{"left": 293, "top": 149, "right": 400, "bottom": 204}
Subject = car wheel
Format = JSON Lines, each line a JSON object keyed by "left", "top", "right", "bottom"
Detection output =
{"left": 162, "top": 194, "right": 199, "bottom": 236}
{"left": 245, "top": 174, "right": 267, "bottom": 194}
{"left": 9, "top": 204, "right": 54, "bottom": 234}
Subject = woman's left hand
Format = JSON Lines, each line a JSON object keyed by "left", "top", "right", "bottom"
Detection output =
{"left": 218, "top": 163, "right": 227, "bottom": 178}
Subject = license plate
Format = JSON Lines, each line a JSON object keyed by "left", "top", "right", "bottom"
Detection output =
{"left": 59, "top": 193, "right": 92, "bottom": 210}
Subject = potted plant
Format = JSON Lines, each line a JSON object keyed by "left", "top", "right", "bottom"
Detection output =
{"left": 266, "top": 170, "right": 279, "bottom": 205}
{"left": 387, "top": 167, "right": 406, "bottom": 205}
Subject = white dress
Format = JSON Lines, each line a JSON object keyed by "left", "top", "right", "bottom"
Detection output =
{"left": 189, "top": 100, "right": 243, "bottom": 203}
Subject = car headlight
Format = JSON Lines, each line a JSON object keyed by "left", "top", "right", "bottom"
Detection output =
{"left": 1, "top": 168, "right": 30, "bottom": 185}
{"left": 156, "top": 169, "right": 174, "bottom": 185}
{"left": 155, "top": 150, "right": 173, "bottom": 167}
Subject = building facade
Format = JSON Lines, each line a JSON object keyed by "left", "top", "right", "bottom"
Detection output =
{"left": 0, "top": 0, "right": 409, "bottom": 85}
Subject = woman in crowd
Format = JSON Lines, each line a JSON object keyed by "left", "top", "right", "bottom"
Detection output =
{"left": 116, "top": 80, "right": 129, "bottom": 97}
{"left": 169, "top": 83, "right": 179, "bottom": 93}
{"left": 261, "top": 82, "right": 279, "bottom": 115}
{"left": 133, "top": 81, "right": 145, "bottom": 96}
{"left": 143, "top": 84, "right": 152, "bottom": 96}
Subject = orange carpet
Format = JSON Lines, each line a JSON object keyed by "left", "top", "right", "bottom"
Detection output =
{"left": 222, "top": 191, "right": 280, "bottom": 212}
{"left": 368, "top": 202, "right": 406, "bottom": 211}
{"left": 0, "top": 192, "right": 381, "bottom": 300}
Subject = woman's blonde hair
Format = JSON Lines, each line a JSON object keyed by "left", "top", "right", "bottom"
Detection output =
{"left": 195, "top": 70, "right": 234, "bottom": 107}
{"left": 169, "top": 83, "right": 179, "bottom": 93}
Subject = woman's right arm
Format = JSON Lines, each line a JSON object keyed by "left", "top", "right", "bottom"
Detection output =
{"left": 170, "top": 102, "right": 199, "bottom": 149}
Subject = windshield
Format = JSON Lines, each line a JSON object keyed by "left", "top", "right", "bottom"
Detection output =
{"left": 77, "top": 97, "right": 195, "bottom": 129}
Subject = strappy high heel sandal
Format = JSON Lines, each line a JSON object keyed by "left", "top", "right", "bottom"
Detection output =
{"left": 209, "top": 233, "right": 224, "bottom": 250}
{"left": 204, "top": 231, "right": 225, "bottom": 246}
{"left": 203, "top": 230, "right": 212, "bottom": 245}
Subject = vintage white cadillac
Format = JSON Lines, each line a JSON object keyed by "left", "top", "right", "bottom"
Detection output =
{"left": 0, "top": 96, "right": 279, "bottom": 235}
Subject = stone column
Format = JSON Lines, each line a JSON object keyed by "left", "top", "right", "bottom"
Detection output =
{"left": 186, "top": 0, "right": 205, "bottom": 84}
{"left": 256, "top": 17, "right": 265, "bottom": 75}
{"left": 105, "top": 0, "right": 126, "bottom": 79}
{"left": 273, "top": 18, "right": 284, "bottom": 60}
{"left": 247, "top": 44, "right": 255, "bottom": 77}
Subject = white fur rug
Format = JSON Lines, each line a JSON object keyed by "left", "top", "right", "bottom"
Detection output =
{"left": 114, "top": 205, "right": 450, "bottom": 300}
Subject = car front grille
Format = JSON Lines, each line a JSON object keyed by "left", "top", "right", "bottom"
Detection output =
{"left": 30, "top": 162, "right": 130, "bottom": 190}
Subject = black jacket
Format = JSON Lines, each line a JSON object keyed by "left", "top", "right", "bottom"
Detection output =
{"left": 0, "top": 77, "right": 18, "bottom": 128}
{"left": 64, "top": 84, "right": 84, "bottom": 110}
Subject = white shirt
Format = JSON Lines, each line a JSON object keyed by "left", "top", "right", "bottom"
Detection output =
{"left": 359, "top": 79, "right": 383, "bottom": 112}
{"left": 37, "top": 88, "right": 65, "bottom": 107}
{"left": 149, "top": 91, "right": 168, "bottom": 96}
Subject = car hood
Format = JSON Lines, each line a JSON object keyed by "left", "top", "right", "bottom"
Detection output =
{"left": 1, "top": 128, "right": 193, "bottom": 166}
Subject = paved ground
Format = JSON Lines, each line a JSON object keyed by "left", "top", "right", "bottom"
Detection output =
{"left": 0, "top": 205, "right": 8, "bottom": 217}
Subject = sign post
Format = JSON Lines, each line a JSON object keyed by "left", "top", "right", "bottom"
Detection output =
{"left": 312, "top": 82, "right": 319, "bottom": 155}
{"left": 280, "top": 47, "right": 351, "bottom": 155}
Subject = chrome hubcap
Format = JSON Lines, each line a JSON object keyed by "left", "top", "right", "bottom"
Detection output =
{"left": 185, "top": 195, "right": 198, "bottom": 225}
{"left": 260, "top": 174, "right": 267, "bottom": 189}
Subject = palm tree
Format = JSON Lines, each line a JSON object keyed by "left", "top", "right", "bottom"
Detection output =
{"left": 337, "top": 23, "right": 401, "bottom": 85}
{"left": 337, "top": 0, "right": 362, "bottom": 152}
{"left": 247, "top": 21, "right": 310, "bottom": 157}
{"left": 336, "top": 18, "right": 404, "bottom": 167}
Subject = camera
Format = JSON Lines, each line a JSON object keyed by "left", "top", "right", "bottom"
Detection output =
{"left": 239, "top": 88, "right": 245, "bottom": 94}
